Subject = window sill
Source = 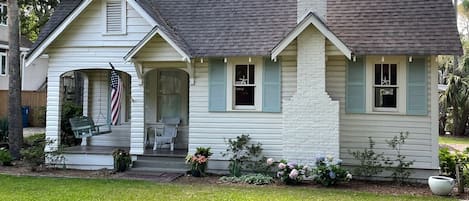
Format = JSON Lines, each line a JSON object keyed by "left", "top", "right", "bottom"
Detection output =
{"left": 226, "top": 109, "right": 263, "bottom": 113}
{"left": 102, "top": 32, "right": 127, "bottom": 36}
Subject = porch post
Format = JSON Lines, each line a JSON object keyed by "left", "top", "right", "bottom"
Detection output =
{"left": 130, "top": 72, "right": 145, "bottom": 155}
{"left": 44, "top": 72, "right": 62, "bottom": 152}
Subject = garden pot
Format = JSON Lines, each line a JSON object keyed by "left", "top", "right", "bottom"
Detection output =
{"left": 115, "top": 160, "right": 128, "bottom": 172}
{"left": 191, "top": 169, "right": 201, "bottom": 177}
{"left": 428, "top": 176, "right": 455, "bottom": 196}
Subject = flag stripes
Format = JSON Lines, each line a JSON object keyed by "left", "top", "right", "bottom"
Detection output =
{"left": 110, "top": 64, "right": 122, "bottom": 125}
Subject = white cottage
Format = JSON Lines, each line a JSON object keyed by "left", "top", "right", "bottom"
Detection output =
{"left": 25, "top": 0, "right": 462, "bottom": 178}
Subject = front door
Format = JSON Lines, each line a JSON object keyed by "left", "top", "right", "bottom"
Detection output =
{"left": 157, "top": 70, "right": 189, "bottom": 126}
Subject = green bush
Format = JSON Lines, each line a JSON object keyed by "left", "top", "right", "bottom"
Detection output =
{"left": 21, "top": 134, "right": 46, "bottom": 171}
{"left": 60, "top": 102, "right": 82, "bottom": 147}
{"left": 276, "top": 160, "right": 309, "bottom": 185}
{"left": 0, "top": 148, "right": 12, "bottom": 166}
{"left": 383, "top": 132, "right": 415, "bottom": 184}
{"left": 348, "top": 137, "right": 384, "bottom": 177}
{"left": 220, "top": 174, "right": 274, "bottom": 185}
{"left": 439, "top": 147, "right": 469, "bottom": 178}
{"left": 221, "top": 134, "right": 265, "bottom": 177}
{"left": 0, "top": 117, "right": 8, "bottom": 142}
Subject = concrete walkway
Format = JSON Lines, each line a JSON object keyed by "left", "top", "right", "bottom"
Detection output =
{"left": 23, "top": 127, "right": 45, "bottom": 137}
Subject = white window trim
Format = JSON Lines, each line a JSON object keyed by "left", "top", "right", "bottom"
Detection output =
{"left": 365, "top": 56, "right": 407, "bottom": 114}
{"left": 0, "top": 51, "right": 7, "bottom": 76}
{"left": 226, "top": 57, "right": 263, "bottom": 112}
{"left": 102, "top": 0, "right": 127, "bottom": 35}
{"left": 0, "top": 3, "right": 6, "bottom": 26}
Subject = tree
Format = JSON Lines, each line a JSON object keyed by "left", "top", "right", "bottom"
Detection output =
{"left": 19, "top": 0, "right": 60, "bottom": 41}
{"left": 440, "top": 75, "right": 469, "bottom": 136}
{"left": 7, "top": 0, "right": 23, "bottom": 159}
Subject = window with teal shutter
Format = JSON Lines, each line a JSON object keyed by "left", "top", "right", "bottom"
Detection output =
{"left": 262, "top": 58, "right": 281, "bottom": 112}
{"left": 407, "top": 57, "right": 427, "bottom": 115}
{"left": 346, "top": 57, "right": 366, "bottom": 113}
{"left": 208, "top": 58, "right": 227, "bottom": 112}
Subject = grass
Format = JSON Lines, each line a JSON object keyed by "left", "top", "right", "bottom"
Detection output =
{"left": 0, "top": 175, "right": 455, "bottom": 201}
{"left": 439, "top": 136, "right": 469, "bottom": 145}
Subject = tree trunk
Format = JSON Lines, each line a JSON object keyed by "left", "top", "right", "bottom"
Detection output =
{"left": 7, "top": 0, "right": 23, "bottom": 159}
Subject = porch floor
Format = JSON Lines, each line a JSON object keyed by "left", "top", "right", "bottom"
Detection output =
{"left": 62, "top": 146, "right": 187, "bottom": 156}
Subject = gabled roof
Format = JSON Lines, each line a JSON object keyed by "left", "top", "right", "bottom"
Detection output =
{"left": 272, "top": 12, "right": 352, "bottom": 60}
{"left": 327, "top": 0, "right": 463, "bottom": 56}
{"left": 29, "top": 0, "right": 462, "bottom": 61}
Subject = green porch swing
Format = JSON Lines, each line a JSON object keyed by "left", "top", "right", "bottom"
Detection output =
{"left": 69, "top": 75, "right": 113, "bottom": 138}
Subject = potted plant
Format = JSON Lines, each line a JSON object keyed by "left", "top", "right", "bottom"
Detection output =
{"left": 112, "top": 149, "right": 131, "bottom": 172}
{"left": 186, "top": 147, "right": 212, "bottom": 177}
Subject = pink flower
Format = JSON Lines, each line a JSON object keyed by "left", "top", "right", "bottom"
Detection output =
{"left": 278, "top": 163, "right": 286, "bottom": 170}
{"left": 266, "top": 158, "right": 274, "bottom": 165}
{"left": 289, "top": 169, "right": 299, "bottom": 179}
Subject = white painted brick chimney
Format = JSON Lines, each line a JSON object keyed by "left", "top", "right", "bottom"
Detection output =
{"left": 297, "top": 0, "right": 327, "bottom": 22}
{"left": 282, "top": 0, "right": 339, "bottom": 166}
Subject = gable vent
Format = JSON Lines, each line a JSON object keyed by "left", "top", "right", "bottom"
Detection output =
{"left": 106, "top": 0, "right": 123, "bottom": 33}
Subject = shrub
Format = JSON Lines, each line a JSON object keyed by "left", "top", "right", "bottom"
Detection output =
{"left": 312, "top": 156, "right": 352, "bottom": 186}
{"left": 348, "top": 137, "right": 384, "bottom": 177}
{"left": 0, "top": 117, "right": 8, "bottom": 142}
{"left": 21, "top": 134, "right": 46, "bottom": 171}
{"left": 60, "top": 102, "right": 82, "bottom": 147}
{"left": 439, "top": 147, "right": 469, "bottom": 178}
{"left": 186, "top": 147, "right": 213, "bottom": 177}
{"left": 220, "top": 174, "right": 274, "bottom": 185}
{"left": 221, "top": 134, "right": 264, "bottom": 177}
{"left": 0, "top": 148, "right": 12, "bottom": 166}
{"left": 383, "top": 132, "right": 415, "bottom": 184}
{"left": 276, "top": 160, "right": 309, "bottom": 185}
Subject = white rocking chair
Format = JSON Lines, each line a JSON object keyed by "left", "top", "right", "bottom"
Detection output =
{"left": 153, "top": 117, "right": 180, "bottom": 151}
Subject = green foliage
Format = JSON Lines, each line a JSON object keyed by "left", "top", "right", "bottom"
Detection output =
{"left": 21, "top": 134, "right": 47, "bottom": 171}
{"left": 60, "top": 102, "right": 83, "bottom": 147}
{"left": 383, "top": 132, "right": 415, "bottom": 184}
{"left": 349, "top": 137, "right": 384, "bottom": 177}
{"left": 440, "top": 75, "right": 469, "bottom": 136}
{"left": 221, "top": 134, "right": 264, "bottom": 177}
{"left": 186, "top": 147, "right": 212, "bottom": 176}
{"left": 0, "top": 117, "right": 7, "bottom": 142}
{"left": 19, "top": 0, "right": 60, "bottom": 41}
{"left": 439, "top": 147, "right": 469, "bottom": 179}
{"left": 276, "top": 160, "right": 309, "bottom": 185}
{"left": 312, "top": 156, "right": 351, "bottom": 187}
{"left": 112, "top": 149, "right": 131, "bottom": 172}
{"left": 0, "top": 148, "right": 13, "bottom": 166}
{"left": 220, "top": 174, "right": 274, "bottom": 185}
{"left": 32, "top": 106, "right": 46, "bottom": 127}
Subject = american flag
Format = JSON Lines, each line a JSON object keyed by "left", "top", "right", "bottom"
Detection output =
{"left": 109, "top": 63, "right": 122, "bottom": 125}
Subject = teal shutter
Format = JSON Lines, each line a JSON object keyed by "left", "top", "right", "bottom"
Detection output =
{"left": 262, "top": 58, "right": 281, "bottom": 112}
{"left": 208, "top": 58, "right": 227, "bottom": 112}
{"left": 407, "top": 57, "right": 427, "bottom": 115}
{"left": 346, "top": 57, "right": 366, "bottom": 113}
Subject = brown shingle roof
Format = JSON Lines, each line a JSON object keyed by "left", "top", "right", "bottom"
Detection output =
{"left": 29, "top": 0, "right": 463, "bottom": 59}
{"left": 327, "top": 0, "right": 463, "bottom": 56}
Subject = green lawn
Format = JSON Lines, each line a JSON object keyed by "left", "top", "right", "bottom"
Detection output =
{"left": 0, "top": 175, "right": 454, "bottom": 201}
{"left": 439, "top": 136, "right": 469, "bottom": 145}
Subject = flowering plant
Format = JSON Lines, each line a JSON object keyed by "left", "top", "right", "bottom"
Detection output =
{"left": 276, "top": 159, "right": 309, "bottom": 185}
{"left": 112, "top": 148, "right": 131, "bottom": 172}
{"left": 312, "top": 156, "right": 352, "bottom": 186}
{"left": 186, "top": 147, "right": 212, "bottom": 176}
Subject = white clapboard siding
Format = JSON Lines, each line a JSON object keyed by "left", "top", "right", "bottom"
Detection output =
{"left": 135, "top": 35, "right": 184, "bottom": 61}
{"left": 325, "top": 56, "right": 436, "bottom": 169}
{"left": 188, "top": 59, "right": 296, "bottom": 160}
{"left": 51, "top": 0, "right": 152, "bottom": 48}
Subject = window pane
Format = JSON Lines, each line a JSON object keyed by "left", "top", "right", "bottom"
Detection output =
{"left": 382, "top": 64, "right": 390, "bottom": 85}
{"left": 235, "top": 86, "right": 255, "bottom": 106}
{"left": 391, "top": 64, "right": 397, "bottom": 85}
{"left": 235, "top": 65, "right": 248, "bottom": 84}
{"left": 374, "top": 64, "right": 381, "bottom": 85}
{"left": 374, "top": 87, "right": 397, "bottom": 108}
{"left": 248, "top": 64, "right": 255, "bottom": 84}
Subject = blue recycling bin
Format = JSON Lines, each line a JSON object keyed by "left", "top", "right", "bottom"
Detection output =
{"left": 22, "top": 106, "right": 30, "bottom": 128}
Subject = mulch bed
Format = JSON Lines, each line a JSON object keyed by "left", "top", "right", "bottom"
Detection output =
{"left": 1, "top": 162, "right": 467, "bottom": 199}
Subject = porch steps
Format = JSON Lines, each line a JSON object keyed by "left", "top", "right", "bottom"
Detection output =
{"left": 130, "top": 155, "right": 188, "bottom": 173}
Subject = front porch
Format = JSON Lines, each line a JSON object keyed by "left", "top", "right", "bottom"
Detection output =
{"left": 62, "top": 146, "right": 188, "bottom": 171}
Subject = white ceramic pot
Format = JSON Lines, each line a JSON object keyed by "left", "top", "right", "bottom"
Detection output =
{"left": 428, "top": 176, "right": 455, "bottom": 196}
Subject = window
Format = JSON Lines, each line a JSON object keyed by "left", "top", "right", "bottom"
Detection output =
{"left": 0, "top": 3, "right": 6, "bottom": 26}
{"left": 226, "top": 58, "right": 263, "bottom": 111}
{"left": 374, "top": 63, "right": 397, "bottom": 109}
{"left": 104, "top": 0, "right": 126, "bottom": 34}
{"left": 0, "top": 50, "right": 6, "bottom": 76}
{"left": 234, "top": 64, "right": 255, "bottom": 107}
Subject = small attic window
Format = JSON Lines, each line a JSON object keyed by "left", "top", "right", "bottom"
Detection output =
{"left": 104, "top": 0, "right": 126, "bottom": 34}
